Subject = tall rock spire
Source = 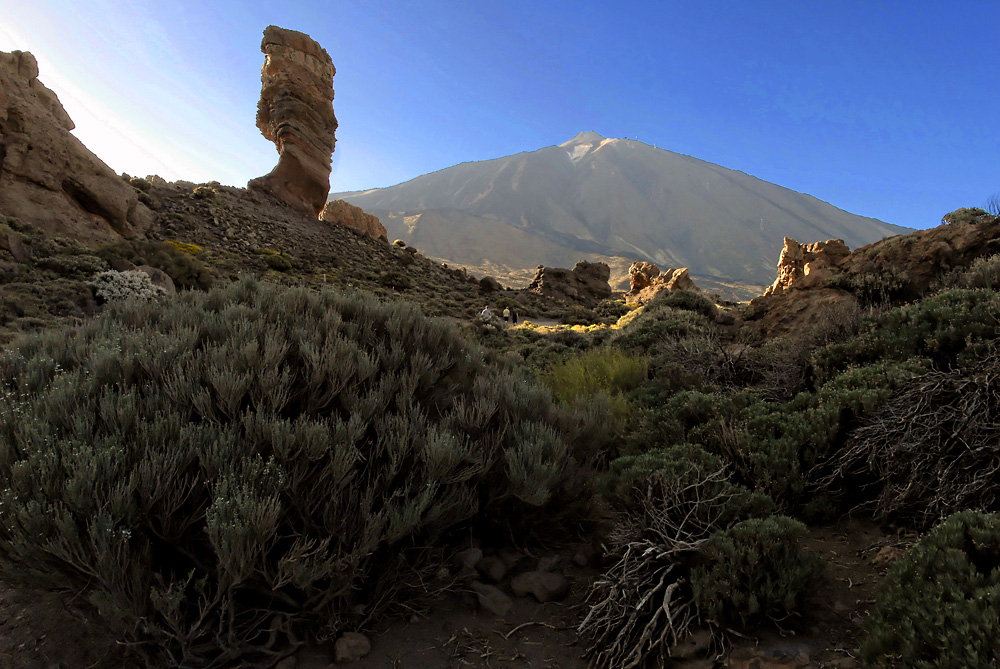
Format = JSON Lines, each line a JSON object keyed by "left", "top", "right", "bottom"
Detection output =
{"left": 248, "top": 26, "right": 338, "bottom": 217}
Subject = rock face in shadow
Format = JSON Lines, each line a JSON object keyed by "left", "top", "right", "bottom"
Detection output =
{"left": 0, "top": 50, "right": 151, "bottom": 242}
{"left": 624, "top": 261, "right": 698, "bottom": 303}
{"left": 528, "top": 260, "right": 612, "bottom": 306}
{"left": 320, "top": 199, "right": 387, "bottom": 241}
{"left": 248, "top": 26, "right": 338, "bottom": 217}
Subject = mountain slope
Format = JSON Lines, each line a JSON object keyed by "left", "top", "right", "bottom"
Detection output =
{"left": 332, "top": 132, "right": 908, "bottom": 290}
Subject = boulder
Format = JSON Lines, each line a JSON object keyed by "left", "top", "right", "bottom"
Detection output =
{"left": 333, "top": 632, "right": 371, "bottom": 663}
{"left": 528, "top": 260, "right": 612, "bottom": 306}
{"left": 320, "top": 199, "right": 387, "bottom": 241}
{"left": 509, "top": 570, "right": 569, "bottom": 602}
{"left": 248, "top": 26, "right": 338, "bottom": 217}
{"left": 470, "top": 581, "right": 513, "bottom": 616}
{"left": 624, "top": 261, "right": 698, "bottom": 303}
{"left": 0, "top": 50, "right": 151, "bottom": 243}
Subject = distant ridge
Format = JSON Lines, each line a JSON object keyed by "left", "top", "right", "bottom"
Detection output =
{"left": 331, "top": 132, "right": 909, "bottom": 292}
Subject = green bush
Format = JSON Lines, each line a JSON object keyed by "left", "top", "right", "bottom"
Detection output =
{"left": 611, "top": 305, "right": 712, "bottom": 353}
{"left": 810, "top": 289, "right": 1000, "bottom": 384}
{"left": 544, "top": 347, "right": 647, "bottom": 423}
{"left": 601, "top": 443, "right": 773, "bottom": 525}
{"left": 562, "top": 304, "right": 598, "bottom": 326}
{"left": 862, "top": 511, "right": 1000, "bottom": 668}
{"left": 957, "top": 253, "right": 1000, "bottom": 291}
{"left": 96, "top": 240, "right": 214, "bottom": 291}
{"left": 378, "top": 270, "right": 412, "bottom": 290}
{"left": 264, "top": 252, "right": 293, "bottom": 272}
{"left": 595, "top": 299, "right": 631, "bottom": 320}
{"left": 942, "top": 206, "right": 992, "bottom": 226}
{"left": 646, "top": 289, "right": 717, "bottom": 320}
{"left": 0, "top": 278, "right": 610, "bottom": 666}
{"left": 691, "top": 515, "right": 821, "bottom": 628}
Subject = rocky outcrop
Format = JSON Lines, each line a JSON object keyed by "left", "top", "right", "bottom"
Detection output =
{"left": 0, "top": 50, "right": 151, "bottom": 243}
{"left": 248, "top": 26, "right": 337, "bottom": 217}
{"left": 746, "top": 214, "right": 1000, "bottom": 339}
{"left": 764, "top": 237, "right": 851, "bottom": 296}
{"left": 528, "top": 260, "right": 612, "bottom": 306}
{"left": 320, "top": 199, "right": 387, "bottom": 241}
{"left": 624, "top": 261, "right": 698, "bottom": 303}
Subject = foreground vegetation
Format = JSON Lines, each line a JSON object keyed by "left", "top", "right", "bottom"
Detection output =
{"left": 2, "top": 208, "right": 999, "bottom": 667}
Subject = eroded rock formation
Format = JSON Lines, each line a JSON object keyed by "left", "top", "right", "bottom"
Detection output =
{"left": 624, "top": 261, "right": 698, "bottom": 303}
{"left": 248, "top": 26, "right": 338, "bottom": 217}
{"left": 320, "top": 199, "right": 387, "bottom": 241}
{"left": 0, "top": 50, "right": 151, "bottom": 242}
{"left": 745, "top": 214, "right": 1000, "bottom": 339}
{"left": 764, "top": 237, "right": 851, "bottom": 296}
{"left": 528, "top": 260, "right": 612, "bottom": 305}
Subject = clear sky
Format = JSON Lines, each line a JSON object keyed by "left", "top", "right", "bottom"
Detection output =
{"left": 2, "top": 0, "right": 997, "bottom": 230}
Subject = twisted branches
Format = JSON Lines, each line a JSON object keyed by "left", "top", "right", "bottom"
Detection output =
{"left": 820, "top": 357, "right": 1000, "bottom": 526}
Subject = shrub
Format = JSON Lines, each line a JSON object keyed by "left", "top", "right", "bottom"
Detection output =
{"left": 562, "top": 304, "right": 599, "bottom": 326}
{"left": 378, "top": 270, "right": 412, "bottom": 290}
{"left": 595, "top": 299, "right": 631, "bottom": 320}
{"left": 957, "top": 253, "right": 1000, "bottom": 291}
{"left": 96, "top": 240, "right": 214, "bottom": 291}
{"left": 582, "top": 451, "right": 774, "bottom": 668}
{"left": 690, "top": 515, "right": 821, "bottom": 629}
{"left": 942, "top": 206, "right": 991, "bottom": 226}
{"left": 35, "top": 253, "right": 109, "bottom": 279}
{"left": 810, "top": 289, "right": 1000, "bottom": 383}
{"left": 192, "top": 185, "right": 217, "bottom": 199}
{"left": 0, "top": 278, "right": 610, "bottom": 666}
{"left": 611, "top": 305, "right": 712, "bottom": 353}
{"left": 544, "top": 347, "right": 647, "bottom": 423}
{"left": 646, "top": 289, "right": 717, "bottom": 320}
{"left": 90, "top": 269, "right": 168, "bottom": 302}
{"left": 129, "top": 176, "right": 152, "bottom": 192}
{"left": 825, "top": 359, "right": 1000, "bottom": 526}
{"left": 601, "top": 443, "right": 773, "bottom": 523}
{"left": 861, "top": 511, "right": 1000, "bottom": 668}
{"left": 259, "top": 254, "right": 289, "bottom": 272}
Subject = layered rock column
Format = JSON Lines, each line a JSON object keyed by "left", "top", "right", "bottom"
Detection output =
{"left": 248, "top": 26, "right": 338, "bottom": 217}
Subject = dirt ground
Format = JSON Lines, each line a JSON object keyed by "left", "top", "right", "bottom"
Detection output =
{"left": 0, "top": 518, "right": 914, "bottom": 669}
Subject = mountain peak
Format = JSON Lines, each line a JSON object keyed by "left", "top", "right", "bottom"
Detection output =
{"left": 560, "top": 131, "right": 606, "bottom": 147}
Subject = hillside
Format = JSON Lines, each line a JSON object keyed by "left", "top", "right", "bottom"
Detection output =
{"left": 332, "top": 131, "right": 908, "bottom": 295}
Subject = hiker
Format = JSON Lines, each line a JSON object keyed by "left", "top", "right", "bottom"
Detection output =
{"left": 481, "top": 305, "right": 492, "bottom": 319}
{"left": 512, "top": 310, "right": 518, "bottom": 325}
{"left": 503, "top": 306, "right": 511, "bottom": 324}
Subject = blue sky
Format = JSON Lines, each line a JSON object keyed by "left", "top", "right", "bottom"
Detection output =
{"left": 2, "top": 0, "right": 997, "bottom": 231}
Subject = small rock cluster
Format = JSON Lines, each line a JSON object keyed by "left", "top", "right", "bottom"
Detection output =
{"left": 453, "top": 546, "right": 580, "bottom": 616}
{"left": 625, "top": 260, "right": 698, "bottom": 303}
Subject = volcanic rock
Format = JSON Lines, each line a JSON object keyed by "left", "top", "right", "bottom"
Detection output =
{"left": 528, "top": 260, "right": 612, "bottom": 306}
{"left": 764, "top": 237, "right": 851, "bottom": 296}
{"left": 320, "top": 199, "right": 387, "bottom": 241}
{"left": 625, "top": 261, "right": 698, "bottom": 303}
{"left": 746, "top": 213, "right": 1000, "bottom": 340}
{"left": 509, "top": 570, "right": 570, "bottom": 602}
{"left": 248, "top": 26, "right": 337, "bottom": 217}
{"left": 0, "top": 50, "right": 151, "bottom": 243}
